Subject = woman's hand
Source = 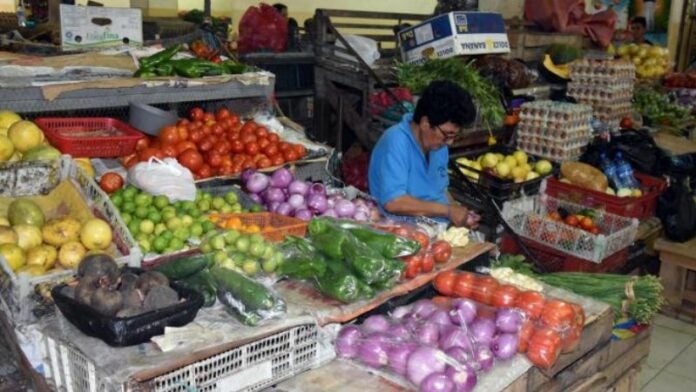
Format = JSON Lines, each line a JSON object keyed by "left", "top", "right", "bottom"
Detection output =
{"left": 449, "top": 205, "right": 481, "bottom": 229}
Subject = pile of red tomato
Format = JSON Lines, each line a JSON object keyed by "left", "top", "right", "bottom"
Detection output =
{"left": 375, "top": 224, "right": 454, "bottom": 279}
{"left": 433, "top": 271, "right": 585, "bottom": 369}
{"left": 122, "top": 107, "right": 307, "bottom": 180}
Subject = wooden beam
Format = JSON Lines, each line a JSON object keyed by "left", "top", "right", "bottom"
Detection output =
{"left": 317, "top": 9, "right": 430, "bottom": 21}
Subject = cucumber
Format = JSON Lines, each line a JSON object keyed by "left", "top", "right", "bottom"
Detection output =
{"left": 154, "top": 253, "right": 213, "bottom": 280}
{"left": 179, "top": 269, "right": 217, "bottom": 307}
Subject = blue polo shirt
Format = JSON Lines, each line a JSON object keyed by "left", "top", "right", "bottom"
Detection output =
{"left": 368, "top": 113, "right": 449, "bottom": 221}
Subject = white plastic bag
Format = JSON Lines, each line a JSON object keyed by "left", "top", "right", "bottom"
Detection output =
{"left": 127, "top": 158, "right": 197, "bottom": 201}
{"left": 336, "top": 35, "right": 380, "bottom": 67}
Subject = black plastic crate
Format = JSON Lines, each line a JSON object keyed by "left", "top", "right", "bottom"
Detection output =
{"left": 257, "top": 63, "right": 314, "bottom": 92}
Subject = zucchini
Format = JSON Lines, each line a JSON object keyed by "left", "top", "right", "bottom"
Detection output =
{"left": 179, "top": 269, "right": 217, "bottom": 307}
{"left": 154, "top": 253, "right": 213, "bottom": 280}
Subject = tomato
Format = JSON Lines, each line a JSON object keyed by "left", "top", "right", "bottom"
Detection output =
{"left": 569, "top": 303, "right": 585, "bottom": 328}
{"left": 579, "top": 216, "right": 594, "bottom": 231}
{"left": 564, "top": 215, "right": 579, "bottom": 227}
{"left": 138, "top": 147, "right": 162, "bottom": 161}
{"left": 270, "top": 154, "right": 285, "bottom": 167}
{"left": 214, "top": 141, "right": 230, "bottom": 155}
{"left": 530, "top": 327, "right": 562, "bottom": 348}
{"left": 472, "top": 276, "right": 499, "bottom": 305}
{"left": 283, "top": 149, "right": 299, "bottom": 162}
{"left": 268, "top": 133, "right": 280, "bottom": 144}
{"left": 210, "top": 124, "right": 224, "bottom": 136}
{"left": 257, "top": 137, "right": 270, "bottom": 150}
{"left": 263, "top": 143, "right": 279, "bottom": 157}
{"left": 200, "top": 124, "right": 211, "bottom": 135}
{"left": 431, "top": 240, "right": 453, "bottom": 263}
{"left": 216, "top": 108, "right": 231, "bottom": 120}
{"left": 241, "top": 121, "right": 257, "bottom": 134}
{"left": 421, "top": 252, "right": 435, "bottom": 273}
{"left": 257, "top": 157, "right": 272, "bottom": 169}
{"left": 189, "top": 130, "right": 204, "bottom": 143}
{"left": 189, "top": 107, "right": 204, "bottom": 121}
{"left": 491, "top": 284, "right": 520, "bottom": 308}
{"left": 175, "top": 141, "right": 197, "bottom": 155}
{"left": 411, "top": 231, "right": 430, "bottom": 249}
{"left": 123, "top": 154, "right": 138, "bottom": 169}
{"left": 207, "top": 152, "right": 223, "bottom": 168}
{"left": 202, "top": 113, "right": 215, "bottom": 123}
{"left": 197, "top": 164, "right": 212, "bottom": 178}
{"left": 540, "top": 300, "right": 575, "bottom": 329}
{"left": 230, "top": 140, "right": 245, "bottom": 154}
{"left": 279, "top": 142, "right": 292, "bottom": 152}
{"left": 561, "top": 326, "right": 582, "bottom": 353}
{"left": 514, "top": 291, "right": 546, "bottom": 320}
{"left": 161, "top": 144, "right": 178, "bottom": 158}
{"left": 452, "top": 272, "right": 477, "bottom": 298}
{"left": 99, "top": 172, "right": 124, "bottom": 193}
{"left": 518, "top": 320, "right": 535, "bottom": 353}
{"left": 620, "top": 117, "right": 633, "bottom": 129}
{"left": 294, "top": 144, "right": 306, "bottom": 158}
{"left": 178, "top": 149, "right": 203, "bottom": 172}
{"left": 176, "top": 126, "right": 189, "bottom": 141}
{"left": 244, "top": 142, "right": 260, "bottom": 156}
{"left": 159, "top": 126, "right": 180, "bottom": 146}
{"left": 229, "top": 114, "right": 240, "bottom": 125}
{"left": 547, "top": 211, "right": 562, "bottom": 221}
{"left": 527, "top": 340, "right": 561, "bottom": 369}
{"left": 241, "top": 160, "right": 256, "bottom": 171}
{"left": 240, "top": 133, "right": 256, "bottom": 144}
{"left": 433, "top": 270, "right": 458, "bottom": 296}
{"left": 177, "top": 119, "right": 190, "bottom": 127}
{"left": 254, "top": 126, "right": 269, "bottom": 139}
{"left": 135, "top": 137, "right": 150, "bottom": 152}
{"left": 590, "top": 226, "right": 601, "bottom": 235}
{"left": 403, "top": 255, "right": 422, "bottom": 279}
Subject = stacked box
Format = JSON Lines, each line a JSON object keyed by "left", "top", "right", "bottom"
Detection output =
{"left": 568, "top": 59, "right": 635, "bottom": 126}
{"left": 516, "top": 101, "right": 593, "bottom": 161}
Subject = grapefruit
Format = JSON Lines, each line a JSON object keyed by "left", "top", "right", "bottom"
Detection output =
{"left": 80, "top": 218, "right": 113, "bottom": 250}
{"left": 58, "top": 241, "right": 87, "bottom": 269}
{"left": 8, "top": 199, "right": 45, "bottom": 227}
{"left": 0, "top": 243, "right": 26, "bottom": 271}
{"left": 22, "top": 145, "right": 60, "bottom": 162}
{"left": 0, "top": 226, "right": 18, "bottom": 245}
{"left": 0, "top": 110, "right": 21, "bottom": 129}
{"left": 14, "top": 225, "right": 42, "bottom": 250}
{"left": 0, "top": 135, "right": 13, "bottom": 161}
{"left": 8, "top": 120, "right": 44, "bottom": 153}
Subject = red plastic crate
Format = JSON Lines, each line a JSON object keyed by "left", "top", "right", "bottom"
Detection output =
{"left": 500, "top": 233, "right": 629, "bottom": 273}
{"left": 543, "top": 172, "right": 666, "bottom": 220}
{"left": 35, "top": 117, "right": 145, "bottom": 158}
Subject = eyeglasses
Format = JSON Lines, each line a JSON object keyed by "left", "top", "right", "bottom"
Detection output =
{"left": 434, "top": 125, "right": 459, "bottom": 142}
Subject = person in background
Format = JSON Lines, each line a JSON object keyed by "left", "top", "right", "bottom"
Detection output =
{"left": 629, "top": 17, "right": 653, "bottom": 45}
{"left": 368, "top": 80, "right": 481, "bottom": 228}
{"left": 273, "top": 3, "right": 300, "bottom": 50}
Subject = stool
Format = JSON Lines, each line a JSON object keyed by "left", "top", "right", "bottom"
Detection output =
{"left": 655, "top": 236, "right": 696, "bottom": 322}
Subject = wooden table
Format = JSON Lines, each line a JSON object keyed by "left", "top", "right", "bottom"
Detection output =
{"left": 655, "top": 236, "right": 696, "bottom": 321}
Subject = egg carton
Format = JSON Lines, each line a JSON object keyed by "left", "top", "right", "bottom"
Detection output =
{"left": 517, "top": 129, "right": 592, "bottom": 146}
{"left": 569, "top": 59, "right": 636, "bottom": 80}
{"left": 517, "top": 140, "right": 586, "bottom": 162}
{"left": 519, "top": 101, "right": 594, "bottom": 123}
{"left": 567, "top": 88, "right": 633, "bottom": 102}
{"left": 517, "top": 121, "right": 590, "bottom": 135}
{"left": 517, "top": 116, "right": 591, "bottom": 129}
{"left": 570, "top": 77, "right": 635, "bottom": 88}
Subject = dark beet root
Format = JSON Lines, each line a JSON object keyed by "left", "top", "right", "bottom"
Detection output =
{"left": 78, "top": 254, "right": 119, "bottom": 287}
{"left": 60, "top": 285, "right": 76, "bottom": 299}
{"left": 75, "top": 281, "right": 96, "bottom": 306}
{"left": 90, "top": 287, "right": 123, "bottom": 316}
{"left": 136, "top": 271, "right": 169, "bottom": 295}
{"left": 122, "top": 288, "right": 144, "bottom": 309}
{"left": 119, "top": 273, "right": 138, "bottom": 292}
{"left": 115, "top": 306, "right": 143, "bottom": 318}
{"left": 143, "top": 285, "right": 179, "bottom": 311}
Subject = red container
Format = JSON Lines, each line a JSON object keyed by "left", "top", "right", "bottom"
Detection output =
{"left": 544, "top": 172, "right": 666, "bottom": 220}
{"left": 35, "top": 117, "right": 145, "bottom": 158}
{"left": 500, "top": 234, "right": 629, "bottom": 273}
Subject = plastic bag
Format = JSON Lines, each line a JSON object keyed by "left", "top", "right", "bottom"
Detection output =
{"left": 657, "top": 177, "right": 696, "bottom": 242}
{"left": 336, "top": 35, "right": 380, "bottom": 67}
{"left": 127, "top": 158, "right": 196, "bottom": 201}
{"left": 581, "top": 130, "right": 667, "bottom": 177}
{"left": 560, "top": 161, "right": 608, "bottom": 192}
{"left": 238, "top": 3, "right": 288, "bottom": 54}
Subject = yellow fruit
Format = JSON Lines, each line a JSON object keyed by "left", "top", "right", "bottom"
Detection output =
{"left": 26, "top": 244, "right": 57, "bottom": 270}
{"left": 631, "top": 189, "right": 643, "bottom": 197}
{"left": 0, "top": 217, "right": 9, "bottom": 226}
{"left": 0, "top": 135, "right": 14, "bottom": 162}
{"left": 535, "top": 160, "right": 553, "bottom": 176}
{"left": 525, "top": 171, "right": 540, "bottom": 181}
{"left": 0, "top": 243, "right": 25, "bottom": 271}
{"left": 0, "top": 111, "right": 21, "bottom": 129}
{"left": 513, "top": 151, "right": 528, "bottom": 166}
{"left": 0, "top": 226, "right": 18, "bottom": 245}
{"left": 14, "top": 225, "right": 42, "bottom": 250}
{"left": 495, "top": 162, "right": 511, "bottom": 178}
{"left": 58, "top": 241, "right": 86, "bottom": 269}
{"left": 42, "top": 217, "right": 81, "bottom": 247}
{"left": 74, "top": 158, "right": 95, "bottom": 178}
{"left": 481, "top": 153, "right": 499, "bottom": 169}
{"left": 511, "top": 166, "right": 528, "bottom": 182}
{"left": 16, "top": 265, "right": 45, "bottom": 277}
{"left": 80, "top": 218, "right": 112, "bottom": 250}
{"left": 8, "top": 151, "right": 21, "bottom": 162}
{"left": 0, "top": 127, "right": 7, "bottom": 137}
{"left": 606, "top": 187, "right": 616, "bottom": 195}
{"left": 503, "top": 155, "right": 518, "bottom": 169}
{"left": 8, "top": 120, "right": 44, "bottom": 153}
{"left": 494, "top": 153, "right": 505, "bottom": 162}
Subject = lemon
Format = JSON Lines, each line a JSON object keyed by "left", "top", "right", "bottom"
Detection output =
{"left": 8, "top": 120, "right": 44, "bottom": 153}
{"left": 0, "top": 243, "right": 26, "bottom": 271}
{"left": 0, "top": 110, "right": 21, "bottom": 129}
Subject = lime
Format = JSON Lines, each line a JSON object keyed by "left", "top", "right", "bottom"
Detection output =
{"left": 220, "top": 204, "right": 234, "bottom": 214}
{"left": 138, "top": 238, "right": 152, "bottom": 254}
{"left": 249, "top": 233, "right": 265, "bottom": 244}
{"left": 169, "top": 237, "right": 185, "bottom": 251}
{"left": 249, "top": 242, "right": 266, "bottom": 258}
{"left": 197, "top": 199, "right": 211, "bottom": 212}
{"left": 224, "top": 192, "right": 239, "bottom": 205}
{"left": 154, "top": 223, "right": 167, "bottom": 235}
{"left": 135, "top": 232, "right": 149, "bottom": 243}
{"left": 189, "top": 209, "right": 202, "bottom": 219}
{"left": 261, "top": 258, "right": 278, "bottom": 273}
{"left": 166, "top": 217, "right": 182, "bottom": 230}
{"left": 211, "top": 234, "right": 226, "bottom": 251}
{"left": 122, "top": 201, "right": 136, "bottom": 214}
{"left": 134, "top": 206, "right": 149, "bottom": 219}
{"left": 262, "top": 246, "right": 275, "bottom": 260}
{"left": 200, "top": 241, "right": 213, "bottom": 253}
{"left": 211, "top": 197, "right": 226, "bottom": 210}
{"left": 147, "top": 210, "right": 162, "bottom": 224}
{"left": 153, "top": 195, "right": 170, "bottom": 210}
{"left": 120, "top": 212, "right": 132, "bottom": 225}
{"left": 152, "top": 236, "right": 168, "bottom": 253}
{"left": 231, "top": 204, "right": 242, "bottom": 214}
{"left": 139, "top": 220, "right": 155, "bottom": 235}
{"left": 195, "top": 191, "right": 204, "bottom": 201}
{"left": 270, "top": 251, "right": 284, "bottom": 266}
{"left": 235, "top": 236, "right": 250, "bottom": 253}
{"left": 134, "top": 193, "right": 153, "bottom": 207}
{"left": 122, "top": 186, "right": 138, "bottom": 201}
{"left": 173, "top": 227, "right": 189, "bottom": 241}
{"left": 202, "top": 192, "right": 213, "bottom": 201}
{"left": 182, "top": 201, "right": 196, "bottom": 212}
{"left": 223, "top": 229, "right": 240, "bottom": 244}
{"left": 110, "top": 194, "right": 124, "bottom": 208}
{"left": 242, "top": 260, "right": 260, "bottom": 276}
{"left": 159, "top": 230, "right": 174, "bottom": 242}
{"left": 174, "top": 201, "right": 185, "bottom": 211}
{"left": 202, "top": 220, "right": 216, "bottom": 233}
{"left": 181, "top": 215, "right": 194, "bottom": 226}
{"left": 250, "top": 204, "right": 264, "bottom": 213}
{"left": 213, "top": 250, "right": 227, "bottom": 265}
{"left": 190, "top": 222, "right": 204, "bottom": 238}
{"left": 127, "top": 220, "right": 140, "bottom": 236}
{"left": 161, "top": 208, "right": 177, "bottom": 221}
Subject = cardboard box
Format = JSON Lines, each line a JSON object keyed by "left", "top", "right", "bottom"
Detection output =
{"left": 398, "top": 12, "right": 510, "bottom": 65}
{"left": 59, "top": 5, "right": 143, "bottom": 50}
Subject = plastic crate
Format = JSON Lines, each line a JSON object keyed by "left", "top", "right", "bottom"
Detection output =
{"left": 212, "top": 212, "right": 308, "bottom": 242}
{"left": 35, "top": 117, "right": 145, "bottom": 158}
{"left": 0, "top": 159, "right": 61, "bottom": 197}
{"left": 542, "top": 173, "right": 667, "bottom": 220}
{"left": 499, "top": 233, "right": 629, "bottom": 272}
{"left": 0, "top": 156, "right": 140, "bottom": 323}
{"left": 502, "top": 194, "right": 639, "bottom": 263}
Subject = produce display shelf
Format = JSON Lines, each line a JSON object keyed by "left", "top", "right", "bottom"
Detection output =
{"left": 0, "top": 73, "right": 275, "bottom": 115}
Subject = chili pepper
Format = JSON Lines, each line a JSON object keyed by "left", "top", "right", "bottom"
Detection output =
{"left": 139, "top": 44, "right": 181, "bottom": 68}
{"left": 133, "top": 67, "right": 157, "bottom": 78}
{"left": 171, "top": 59, "right": 225, "bottom": 78}
{"left": 221, "top": 60, "right": 249, "bottom": 75}
{"left": 153, "top": 62, "right": 175, "bottom": 77}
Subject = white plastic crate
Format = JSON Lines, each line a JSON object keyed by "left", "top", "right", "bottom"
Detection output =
{"left": 503, "top": 194, "right": 639, "bottom": 263}
{"left": 0, "top": 156, "right": 141, "bottom": 323}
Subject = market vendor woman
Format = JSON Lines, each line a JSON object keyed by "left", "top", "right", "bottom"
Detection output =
{"left": 368, "top": 80, "right": 480, "bottom": 228}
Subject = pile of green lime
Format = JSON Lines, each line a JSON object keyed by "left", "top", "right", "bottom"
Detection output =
{"left": 109, "top": 185, "right": 262, "bottom": 254}
{"left": 201, "top": 230, "right": 284, "bottom": 276}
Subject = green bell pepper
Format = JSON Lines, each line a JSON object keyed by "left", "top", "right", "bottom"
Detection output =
{"left": 277, "top": 236, "right": 327, "bottom": 280}
{"left": 172, "top": 59, "right": 225, "bottom": 78}
{"left": 314, "top": 259, "right": 361, "bottom": 303}
{"left": 139, "top": 44, "right": 181, "bottom": 68}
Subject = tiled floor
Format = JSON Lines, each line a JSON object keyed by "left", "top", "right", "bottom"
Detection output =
{"left": 640, "top": 314, "right": 696, "bottom": 391}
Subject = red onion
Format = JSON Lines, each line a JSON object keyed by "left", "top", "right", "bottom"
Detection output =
{"left": 336, "top": 325, "right": 362, "bottom": 358}
{"left": 294, "top": 208, "right": 312, "bottom": 221}
{"left": 275, "top": 202, "right": 293, "bottom": 216}
{"left": 450, "top": 299, "right": 477, "bottom": 326}
{"left": 495, "top": 308, "right": 524, "bottom": 334}
{"left": 358, "top": 338, "right": 389, "bottom": 368}
{"left": 387, "top": 323, "right": 412, "bottom": 342}
{"left": 445, "top": 364, "right": 477, "bottom": 392}
{"left": 406, "top": 346, "right": 447, "bottom": 386}
{"left": 287, "top": 194, "right": 305, "bottom": 210}
{"left": 387, "top": 342, "right": 418, "bottom": 375}
{"left": 264, "top": 187, "right": 286, "bottom": 203}
{"left": 320, "top": 208, "right": 338, "bottom": 218}
{"left": 354, "top": 210, "right": 370, "bottom": 222}
{"left": 363, "top": 315, "right": 390, "bottom": 333}
{"left": 270, "top": 168, "right": 293, "bottom": 188}
{"left": 490, "top": 333, "right": 519, "bottom": 360}
{"left": 268, "top": 201, "right": 281, "bottom": 213}
{"left": 246, "top": 173, "right": 270, "bottom": 194}
{"left": 444, "top": 347, "right": 472, "bottom": 364}
{"left": 335, "top": 199, "right": 357, "bottom": 218}
{"left": 392, "top": 305, "right": 412, "bottom": 320}
{"left": 241, "top": 168, "right": 256, "bottom": 183}
{"left": 412, "top": 299, "right": 438, "bottom": 319}
{"left": 327, "top": 195, "right": 342, "bottom": 209}
{"left": 415, "top": 322, "right": 440, "bottom": 346}
{"left": 473, "top": 346, "right": 494, "bottom": 372}
{"left": 307, "top": 194, "right": 328, "bottom": 213}
{"left": 428, "top": 310, "right": 453, "bottom": 330}
{"left": 420, "top": 372, "right": 455, "bottom": 392}
{"left": 249, "top": 193, "right": 263, "bottom": 205}
{"left": 308, "top": 183, "right": 326, "bottom": 196}
{"left": 439, "top": 327, "right": 473, "bottom": 352}
{"left": 470, "top": 318, "right": 495, "bottom": 347}
{"left": 288, "top": 180, "right": 309, "bottom": 196}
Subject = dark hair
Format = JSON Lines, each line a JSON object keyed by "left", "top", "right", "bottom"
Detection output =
{"left": 630, "top": 17, "right": 647, "bottom": 29}
{"left": 273, "top": 3, "right": 288, "bottom": 12}
{"left": 413, "top": 80, "right": 476, "bottom": 128}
